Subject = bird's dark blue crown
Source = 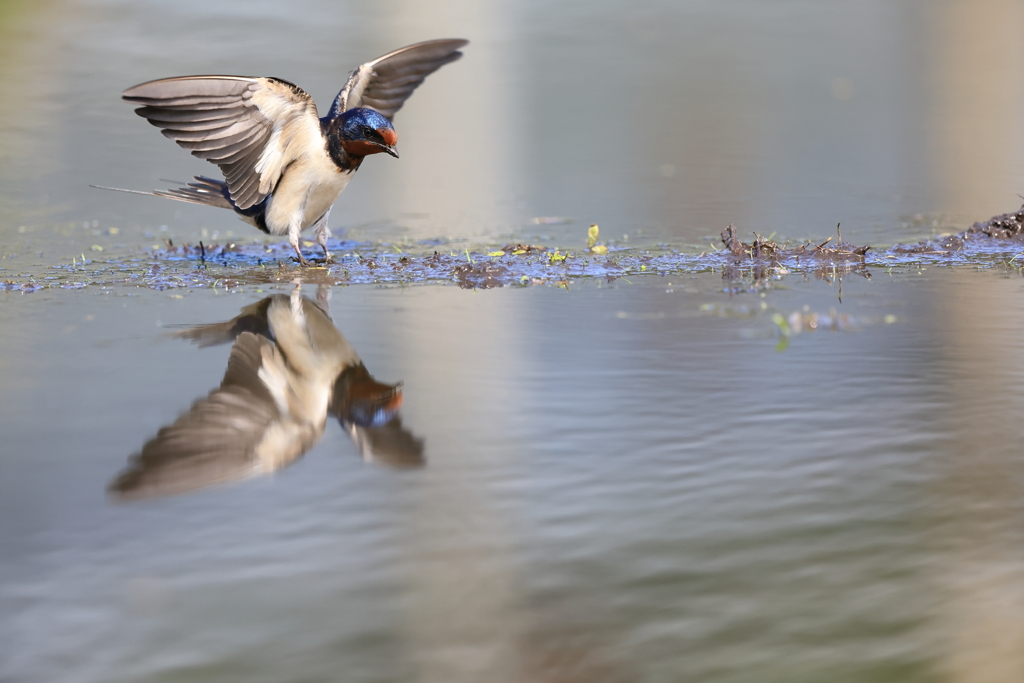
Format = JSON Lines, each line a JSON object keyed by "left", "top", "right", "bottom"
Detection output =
{"left": 336, "top": 108, "right": 394, "bottom": 140}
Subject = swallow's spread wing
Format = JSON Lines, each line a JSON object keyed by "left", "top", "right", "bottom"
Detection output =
{"left": 108, "top": 332, "right": 285, "bottom": 500}
{"left": 123, "top": 76, "right": 321, "bottom": 210}
{"left": 331, "top": 38, "right": 468, "bottom": 121}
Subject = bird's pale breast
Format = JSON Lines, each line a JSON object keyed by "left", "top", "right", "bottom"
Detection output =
{"left": 262, "top": 150, "right": 355, "bottom": 236}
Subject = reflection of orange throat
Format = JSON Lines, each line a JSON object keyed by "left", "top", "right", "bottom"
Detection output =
{"left": 331, "top": 364, "right": 403, "bottom": 421}
{"left": 349, "top": 377, "right": 403, "bottom": 412}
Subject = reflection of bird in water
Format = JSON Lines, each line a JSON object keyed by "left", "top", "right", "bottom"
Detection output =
{"left": 104, "top": 39, "right": 467, "bottom": 265}
{"left": 108, "top": 288, "right": 423, "bottom": 501}
{"left": 330, "top": 364, "right": 425, "bottom": 470}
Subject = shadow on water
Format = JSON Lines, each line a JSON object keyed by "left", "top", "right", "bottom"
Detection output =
{"left": 107, "top": 285, "right": 423, "bottom": 501}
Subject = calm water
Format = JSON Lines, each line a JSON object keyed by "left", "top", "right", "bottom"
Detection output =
{"left": 3, "top": 1, "right": 1024, "bottom": 682}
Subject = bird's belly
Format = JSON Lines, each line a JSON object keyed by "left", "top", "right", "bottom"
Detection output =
{"left": 262, "top": 159, "right": 354, "bottom": 235}
{"left": 301, "top": 173, "right": 353, "bottom": 226}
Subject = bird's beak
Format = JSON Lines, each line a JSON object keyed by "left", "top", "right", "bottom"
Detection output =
{"left": 381, "top": 144, "right": 399, "bottom": 159}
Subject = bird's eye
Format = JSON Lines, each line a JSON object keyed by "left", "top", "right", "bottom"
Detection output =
{"left": 361, "top": 126, "right": 377, "bottom": 139}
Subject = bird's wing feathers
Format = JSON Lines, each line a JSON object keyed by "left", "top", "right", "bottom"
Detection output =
{"left": 124, "top": 39, "right": 467, "bottom": 208}
{"left": 123, "top": 76, "right": 320, "bottom": 210}
{"left": 332, "top": 38, "right": 468, "bottom": 120}
{"left": 108, "top": 332, "right": 283, "bottom": 500}
{"left": 173, "top": 297, "right": 275, "bottom": 348}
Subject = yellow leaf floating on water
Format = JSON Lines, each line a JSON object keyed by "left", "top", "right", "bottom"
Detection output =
{"left": 512, "top": 249, "right": 527, "bottom": 255}
{"left": 488, "top": 251, "right": 505, "bottom": 257}
{"left": 90, "top": 245, "right": 103, "bottom": 251}
{"left": 587, "top": 224, "right": 608, "bottom": 254}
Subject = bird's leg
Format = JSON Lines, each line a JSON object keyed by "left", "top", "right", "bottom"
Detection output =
{"left": 315, "top": 283, "right": 331, "bottom": 311}
{"left": 314, "top": 208, "right": 333, "bottom": 263}
{"left": 289, "top": 281, "right": 306, "bottom": 326}
{"left": 288, "top": 223, "right": 309, "bottom": 266}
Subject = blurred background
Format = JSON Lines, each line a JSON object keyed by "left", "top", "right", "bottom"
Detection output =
{"left": 3, "top": 1, "right": 1024, "bottom": 682}
{"left": 1, "top": 0, "right": 1023, "bottom": 248}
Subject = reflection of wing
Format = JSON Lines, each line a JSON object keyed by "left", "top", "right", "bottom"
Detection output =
{"left": 173, "top": 298, "right": 273, "bottom": 348}
{"left": 346, "top": 417, "right": 425, "bottom": 469}
{"left": 331, "top": 39, "right": 468, "bottom": 121}
{"left": 123, "top": 76, "right": 321, "bottom": 210}
{"left": 108, "top": 332, "right": 313, "bottom": 501}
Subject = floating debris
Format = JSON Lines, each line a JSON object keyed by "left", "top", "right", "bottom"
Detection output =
{"left": 721, "top": 223, "right": 870, "bottom": 261}
{"left": 2, "top": 280, "right": 43, "bottom": 293}
{"left": 587, "top": 224, "right": 608, "bottom": 255}
{"left": 453, "top": 261, "right": 508, "bottom": 289}
{"left": 718, "top": 223, "right": 872, "bottom": 293}
{"left": 8, "top": 205, "right": 1024, "bottom": 294}
{"left": 967, "top": 206, "right": 1024, "bottom": 239}
{"left": 498, "top": 243, "right": 546, "bottom": 255}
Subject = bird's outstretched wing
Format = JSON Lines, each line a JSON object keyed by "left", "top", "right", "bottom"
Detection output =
{"left": 108, "top": 332, "right": 284, "bottom": 500}
{"left": 329, "top": 38, "right": 468, "bottom": 121}
{"left": 123, "top": 76, "right": 321, "bottom": 210}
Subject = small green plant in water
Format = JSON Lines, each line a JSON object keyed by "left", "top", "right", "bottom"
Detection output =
{"left": 772, "top": 313, "right": 791, "bottom": 352}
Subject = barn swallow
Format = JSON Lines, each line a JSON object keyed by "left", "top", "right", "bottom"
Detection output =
{"left": 111, "top": 39, "right": 467, "bottom": 265}
{"left": 107, "top": 288, "right": 423, "bottom": 501}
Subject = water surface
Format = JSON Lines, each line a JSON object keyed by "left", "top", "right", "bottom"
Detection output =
{"left": 4, "top": 1, "right": 1024, "bottom": 682}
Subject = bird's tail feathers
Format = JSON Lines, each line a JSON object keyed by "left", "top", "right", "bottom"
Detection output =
{"left": 91, "top": 176, "right": 233, "bottom": 211}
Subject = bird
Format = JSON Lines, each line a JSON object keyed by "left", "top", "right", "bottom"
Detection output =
{"left": 107, "top": 287, "right": 423, "bottom": 501}
{"left": 113, "top": 38, "right": 468, "bottom": 266}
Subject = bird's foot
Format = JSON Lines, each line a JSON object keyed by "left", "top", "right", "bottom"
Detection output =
{"left": 303, "top": 256, "right": 331, "bottom": 267}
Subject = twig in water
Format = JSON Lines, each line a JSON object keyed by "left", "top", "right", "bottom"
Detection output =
{"left": 812, "top": 236, "right": 833, "bottom": 252}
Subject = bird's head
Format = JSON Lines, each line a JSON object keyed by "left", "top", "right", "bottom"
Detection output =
{"left": 338, "top": 108, "right": 399, "bottom": 159}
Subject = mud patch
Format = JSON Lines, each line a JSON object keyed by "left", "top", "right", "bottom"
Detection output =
{"left": 6, "top": 205, "right": 1024, "bottom": 294}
